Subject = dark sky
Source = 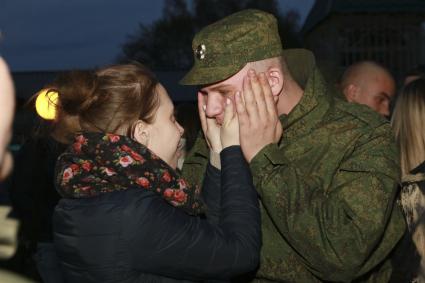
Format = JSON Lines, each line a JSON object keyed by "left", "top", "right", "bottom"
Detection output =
{"left": 0, "top": 0, "right": 314, "bottom": 72}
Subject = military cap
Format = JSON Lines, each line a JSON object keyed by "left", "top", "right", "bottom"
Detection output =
{"left": 285, "top": 48, "right": 315, "bottom": 88}
{"left": 180, "top": 9, "right": 316, "bottom": 87}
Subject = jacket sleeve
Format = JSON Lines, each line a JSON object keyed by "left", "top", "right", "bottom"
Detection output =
{"left": 201, "top": 162, "right": 221, "bottom": 225}
{"left": 129, "top": 146, "right": 261, "bottom": 281}
{"left": 249, "top": 123, "right": 405, "bottom": 281}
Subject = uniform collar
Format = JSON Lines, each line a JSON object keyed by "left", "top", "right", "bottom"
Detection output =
{"left": 184, "top": 133, "right": 209, "bottom": 164}
{"left": 279, "top": 68, "right": 332, "bottom": 139}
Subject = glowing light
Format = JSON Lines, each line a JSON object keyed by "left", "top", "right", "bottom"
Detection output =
{"left": 35, "top": 89, "right": 58, "bottom": 120}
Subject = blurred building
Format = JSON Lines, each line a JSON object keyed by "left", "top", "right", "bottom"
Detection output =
{"left": 303, "top": 0, "right": 425, "bottom": 82}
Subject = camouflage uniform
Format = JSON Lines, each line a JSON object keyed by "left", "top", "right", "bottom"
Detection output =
{"left": 180, "top": 9, "right": 406, "bottom": 282}
{"left": 182, "top": 67, "right": 405, "bottom": 282}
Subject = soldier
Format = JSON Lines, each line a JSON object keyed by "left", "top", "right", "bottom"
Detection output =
{"left": 340, "top": 61, "right": 396, "bottom": 118}
{"left": 180, "top": 9, "right": 406, "bottom": 282}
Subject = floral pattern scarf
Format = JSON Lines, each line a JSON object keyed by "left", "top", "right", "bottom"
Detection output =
{"left": 55, "top": 132, "right": 203, "bottom": 215}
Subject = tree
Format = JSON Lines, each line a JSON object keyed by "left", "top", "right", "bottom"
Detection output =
{"left": 120, "top": 0, "right": 301, "bottom": 71}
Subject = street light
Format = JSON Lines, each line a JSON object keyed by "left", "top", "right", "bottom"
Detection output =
{"left": 35, "top": 89, "right": 58, "bottom": 120}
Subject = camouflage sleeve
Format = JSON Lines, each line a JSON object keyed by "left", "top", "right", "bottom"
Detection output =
{"left": 249, "top": 124, "right": 405, "bottom": 281}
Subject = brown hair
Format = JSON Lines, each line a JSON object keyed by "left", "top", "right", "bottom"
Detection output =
{"left": 51, "top": 63, "right": 159, "bottom": 143}
{"left": 391, "top": 78, "right": 425, "bottom": 176}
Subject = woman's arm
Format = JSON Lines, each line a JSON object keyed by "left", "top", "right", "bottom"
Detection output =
{"left": 201, "top": 153, "right": 221, "bottom": 225}
{"left": 129, "top": 146, "right": 260, "bottom": 281}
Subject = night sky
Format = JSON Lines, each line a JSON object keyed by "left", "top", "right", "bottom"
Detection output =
{"left": 0, "top": 0, "right": 314, "bottom": 72}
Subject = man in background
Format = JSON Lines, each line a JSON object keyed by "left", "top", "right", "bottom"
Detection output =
{"left": 340, "top": 61, "right": 395, "bottom": 118}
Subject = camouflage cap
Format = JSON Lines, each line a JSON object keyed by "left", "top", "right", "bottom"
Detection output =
{"left": 180, "top": 9, "right": 284, "bottom": 86}
{"left": 284, "top": 48, "right": 316, "bottom": 88}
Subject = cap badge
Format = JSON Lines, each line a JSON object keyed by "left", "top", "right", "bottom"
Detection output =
{"left": 195, "top": 44, "right": 206, "bottom": 60}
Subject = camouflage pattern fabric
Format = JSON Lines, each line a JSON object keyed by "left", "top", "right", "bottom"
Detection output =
{"left": 180, "top": 9, "right": 284, "bottom": 86}
{"left": 182, "top": 68, "right": 406, "bottom": 282}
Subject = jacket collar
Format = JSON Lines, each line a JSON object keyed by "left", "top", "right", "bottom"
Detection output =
{"left": 279, "top": 68, "right": 333, "bottom": 140}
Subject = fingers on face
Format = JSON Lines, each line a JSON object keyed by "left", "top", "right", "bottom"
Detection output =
{"left": 258, "top": 72, "right": 278, "bottom": 118}
{"left": 205, "top": 116, "right": 217, "bottom": 133}
{"left": 252, "top": 72, "right": 268, "bottom": 119}
{"left": 243, "top": 74, "right": 259, "bottom": 121}
{"left": 223, "top": 98, "right": 235, "bottom": 126}
{"left": 197, "top": 92, "right": 208, "bottom": 132}
{"left": 235, "top": 91, "right": 249, "bottom": 126}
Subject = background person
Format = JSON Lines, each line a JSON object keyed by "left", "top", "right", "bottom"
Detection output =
{"left": 0, "top": 56, "right": 34, "bottom": 283}
{"left": 9, "top": 112, "right": 68, "bottom": 283}
{"left": 391, "top": 78, "right": 425, "bottom": 282}
{"left": 340, "top": 60, "right": 396, "bottom": 118}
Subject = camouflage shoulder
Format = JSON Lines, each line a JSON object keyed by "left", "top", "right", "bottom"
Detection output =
{"left": 181, "top": 135, "right": 209, "bottom": 187}
{"left": 185, "top": 134, "right": 209, "bottom": 163}
{"left": 333, "top": 97, "right": 390, "bottom": 129}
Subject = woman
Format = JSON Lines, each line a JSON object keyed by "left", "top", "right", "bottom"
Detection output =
{"left": 391, "top": 78, "right": 425, "bottom": 282}
{"left": 51, "top": 63, "right": 261, "bottom": 283}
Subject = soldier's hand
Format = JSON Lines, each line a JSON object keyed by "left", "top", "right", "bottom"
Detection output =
{"left": 198, "top": 92, "right": 222, "bottom": 153}
{"left": 235, "top": 70, "right": 282, "bottom": 162}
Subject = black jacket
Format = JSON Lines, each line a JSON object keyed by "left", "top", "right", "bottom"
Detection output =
{"left": 53, "top": 146, "right": 261, "bottom": 283}
{"left": 10, "top": 136, "right": 66, "bottom": 244}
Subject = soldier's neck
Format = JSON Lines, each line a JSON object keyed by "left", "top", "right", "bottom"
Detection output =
{"left": 276, "top": 80, "right": 303, "bottom": 116}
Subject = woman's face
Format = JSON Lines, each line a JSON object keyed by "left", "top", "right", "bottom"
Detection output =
{"left": 139, "top": 84, "right": 184, "bottom": 169}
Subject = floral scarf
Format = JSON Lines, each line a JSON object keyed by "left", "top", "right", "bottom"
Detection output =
{"left": 55, "top": 132, "right": 203, "bottom": 215}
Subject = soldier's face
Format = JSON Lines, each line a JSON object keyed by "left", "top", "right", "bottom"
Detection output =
{"left": 199, "top": 65, "right": 250, "bottom": 125}
{"left": 356, "top": 73, "right": 395, "bottom": 117}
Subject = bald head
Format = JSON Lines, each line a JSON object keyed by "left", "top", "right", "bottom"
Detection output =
{"left": 0, "top": 57, "right": 15, "bottom": 180}
{"left": 341, "top": 61, "right": 395, "bottom": 117}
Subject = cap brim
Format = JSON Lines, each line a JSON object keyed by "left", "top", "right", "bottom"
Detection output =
{"left": 179, "top": 62, "right": 245, "bottom": 86}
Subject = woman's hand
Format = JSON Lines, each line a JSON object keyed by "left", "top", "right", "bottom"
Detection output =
{"left": 235, "top": 70, "right": 282, "bottom": 162}
{"left": 220, "top": 97, "right": 239, "bottom": 149}
{"left": 198, "top": 92, "right": 222, "bottom": 153}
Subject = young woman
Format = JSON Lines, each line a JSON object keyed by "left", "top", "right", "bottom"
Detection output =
{"left": 51, "top": 64, "right": 261, "bottom": 282}
{"left": 391, "top": 78, "right": 425, "bottom": 282}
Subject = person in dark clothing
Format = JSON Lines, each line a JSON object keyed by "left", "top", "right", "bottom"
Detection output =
{"left": 9, "top": 83, "right": 83, "bottom": 282}
{"left": 51, "top": 63, "right": 263, "bottom": 283}
{"left": 10, "top": 131, "right": 67, "bottom": 283}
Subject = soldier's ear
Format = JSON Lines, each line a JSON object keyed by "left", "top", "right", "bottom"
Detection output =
{"left": 267, "top": 67, "right": 284, "bottom": 97}
{"left": 344, "top": 84, "right": 359, "bottom": 102}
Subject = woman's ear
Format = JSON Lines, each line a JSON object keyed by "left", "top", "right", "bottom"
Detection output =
{"left": 133, "top": 120, "right": 150, "bottom": 146}
{"left": 267, "top": 68, "right": 284, "bottom": 97}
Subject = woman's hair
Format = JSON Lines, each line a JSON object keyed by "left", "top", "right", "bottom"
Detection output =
{"left": 50, "top": 63, "right": 159, "bottom": 143}
{"left": 392, "top": 78, "right": 425, "bottom": 176}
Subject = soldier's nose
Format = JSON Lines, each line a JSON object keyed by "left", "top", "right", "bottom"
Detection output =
{"left": 205, "top": 104, "right": 224, "bottom": 118}
{"left": 205, "top": 95, "right": 224, "bottom": 118}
